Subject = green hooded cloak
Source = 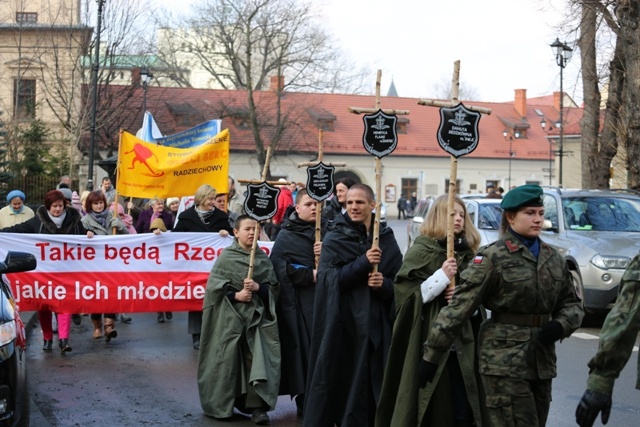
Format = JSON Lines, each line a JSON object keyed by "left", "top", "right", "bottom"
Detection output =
{"left": 376, "top": 235, "right": 487, "bottom": 427}
{"left": 197, "top": 240, "right": 280, "bottom": 418}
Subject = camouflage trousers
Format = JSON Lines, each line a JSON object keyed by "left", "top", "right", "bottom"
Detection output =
{"left": 481, "top": 375, "right": 552, "bottom": 427}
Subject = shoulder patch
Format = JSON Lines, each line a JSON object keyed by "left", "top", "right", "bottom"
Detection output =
{"left": 473, "top": 255, "right": 484, "bottom": 264}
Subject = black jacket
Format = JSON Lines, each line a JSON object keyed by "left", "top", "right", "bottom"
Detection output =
{"left": 271, "top": 211, "right": 320, "bottom": 397}
{"left": 1, "top": 205, "right": 87, "bottom": 235}
{"left": 172, "top": 206, "right": 233, "bottom": 234}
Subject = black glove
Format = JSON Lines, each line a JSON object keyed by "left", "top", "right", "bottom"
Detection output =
{"left": 575, "top": 389, "right": 612, "bottom": 427}
{"left": 418, "top": 359, "right": 438, "bottom": 388}
{"left": 537, "top": 320, "right": 563, "bottom": 344}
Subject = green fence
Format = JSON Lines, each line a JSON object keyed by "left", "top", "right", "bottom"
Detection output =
{"left": 0, "top": 176, "right": 61, "bottom": 207}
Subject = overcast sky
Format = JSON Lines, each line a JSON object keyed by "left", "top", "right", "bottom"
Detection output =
{"left": 157, "top": 0, "right": 582, "bottom": 103}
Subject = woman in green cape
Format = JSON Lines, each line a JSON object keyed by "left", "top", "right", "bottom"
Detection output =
{"left": 376, "top": 195, "right": 487, "bottom": 426}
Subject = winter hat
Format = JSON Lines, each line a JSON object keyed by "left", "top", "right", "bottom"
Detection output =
{"left": 6, "top": 190, "right": 26, "bottom": 203}
{"left": 149, "top": 218, "right": 167, "bottom": 232}
{"left": 166, "top": 197, "right": 180, "bottom": 208}
{"left": 71, "top": 191, "right": 82, "bottom": 211}
{"left": 59, "top": 188, "right": 73, "bottom": 202}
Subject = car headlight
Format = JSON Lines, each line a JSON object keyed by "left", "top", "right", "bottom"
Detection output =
{"left": 590, "top": 254, "right": 631, "bottom": 270}
{"left": 0, "top": 320, "right": 16, "bottom": 347}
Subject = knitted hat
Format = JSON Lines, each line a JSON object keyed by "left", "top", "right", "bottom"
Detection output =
{"left": 59, "top": 188, "right": 73, "bottom": 202}
{"left": 166, "top": 197, "right": 180, "bottom": 208}
{"left": 149, "top": 218, "right": 167, "bottom": 232}
{"left": 6, "top": 190, "right": 26, "bottom": 203}
{"left": 71, "top": 191, "right": 82, "bottom": 211}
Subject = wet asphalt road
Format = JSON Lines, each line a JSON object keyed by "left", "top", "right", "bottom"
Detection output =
{"left": 24, "top": 220, "right": 640, "bottom": 426}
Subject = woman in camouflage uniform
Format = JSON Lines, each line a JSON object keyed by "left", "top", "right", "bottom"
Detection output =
{"left": 422, "top": 184, "right": 584, "bottom": 427}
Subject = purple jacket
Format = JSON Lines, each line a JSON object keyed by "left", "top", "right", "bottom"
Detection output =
{"left": 135, "top": 208, "right": 174, "bottom": 234}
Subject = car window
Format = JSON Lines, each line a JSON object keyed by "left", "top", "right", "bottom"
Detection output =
{"left": 466, "top": 202, "right": 477, "bottom": 225}
{"left": 543, "top": 194, "right": 559, "bottom": 229}
{"left": 563, "top": 197, "right": 640, "bottom": 231}
{"left": 477, "top": 204, "right": 501, "bottom": 230}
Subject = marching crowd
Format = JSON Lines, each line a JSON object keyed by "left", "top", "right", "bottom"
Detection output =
{"left": 1, "top": 177, "right": 640, "bottom": 427}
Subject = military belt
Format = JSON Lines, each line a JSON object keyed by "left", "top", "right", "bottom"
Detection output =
{"left": 492, "top": 312, "right": 551, "bottom": 327}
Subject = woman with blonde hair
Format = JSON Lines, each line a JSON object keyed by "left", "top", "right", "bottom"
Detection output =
{"left": 173, "top": 184, "right": 233, "bottom": 349}
{"left": 377, "top": 194, "right": 487, "bottom": 427}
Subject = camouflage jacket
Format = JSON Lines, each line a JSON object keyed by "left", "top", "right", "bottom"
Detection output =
{"left": 424, "top": 230, "right": 584, "bottom": 379}
{"left": 587, "top": 254, "right": 640, "bottom": 394}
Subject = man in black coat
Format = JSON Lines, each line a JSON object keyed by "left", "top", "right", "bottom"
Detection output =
{"left": 270, "top": 189, "right": 322, "bottom": 418}
{"left": 303, "top": 184, "right": 403, "bottom": 427}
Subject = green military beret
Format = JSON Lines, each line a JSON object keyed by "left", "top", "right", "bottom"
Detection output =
{"left": 500, "top": 184, "right": 544, "bottom": 210}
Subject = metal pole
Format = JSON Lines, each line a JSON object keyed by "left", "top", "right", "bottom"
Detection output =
{"left": 87, "top": 0, "right": 105, "bottom": 191}
{"left": 508, "top": 137, "right": 512, "bottom": 188}
{"left": 559, "top": 62, "right": 564, "bottom": 187}
{"left": 142, "top": 84, "right": 147, "bottom": 115}
{"left": 549, "top": 142, "right": 553, "bottom": 186}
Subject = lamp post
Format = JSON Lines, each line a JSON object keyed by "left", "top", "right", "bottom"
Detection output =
{"left": 503, "top": 129, "right": 520, "bottom": 188}
{"left": 540, "top": 118, "right": 553, "bottom": 185}
{"left": 87, "top": 0, "right": 106, "bottom": 191}
{"left": 140, "top": 66, "right": 153, "bottom": 114}
{"left": 550, "top": 37, "right": 573, "bottom": 187}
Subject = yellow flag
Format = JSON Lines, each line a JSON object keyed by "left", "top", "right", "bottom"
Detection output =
{"left": 117, "top": 129, "right": 230, "bottom": 198}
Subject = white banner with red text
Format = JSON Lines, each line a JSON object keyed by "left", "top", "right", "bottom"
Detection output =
{"left": 0, "top": 233, "right": 273, "bottom": 313}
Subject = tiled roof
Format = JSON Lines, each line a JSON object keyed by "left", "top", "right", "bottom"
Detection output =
{"left": 110, "top": 85, "right": 583, "bottom": 161}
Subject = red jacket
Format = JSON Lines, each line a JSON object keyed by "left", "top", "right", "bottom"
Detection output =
{"left": 273, "top": 188, "right": 293, "bottom": 224}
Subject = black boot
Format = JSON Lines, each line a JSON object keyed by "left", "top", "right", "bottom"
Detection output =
{"left": 192, "top": 333, "right": 200, "bottom": 350}
{"left": 42, "top": 339, "right": 52, "bottom": 352}
{"left": 72, "top": 314, "right": 82, "bottom": 325}
{"left": 165, "top": 312, "right": 173, "bottom": 320}
{"left": 59, "top": 338, "right": 72, "bottom": 353}
{"left": 157, "top": 312, "right": 165, "bottom": 323}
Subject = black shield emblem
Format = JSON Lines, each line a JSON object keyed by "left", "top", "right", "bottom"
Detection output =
{"left": 436, "top": 103, "right": 481, "bottom": 158}
{"left": 306, "top": 162, "right": 335, "bottom": 202}
{"left": 362, "top": 110, "right": 398, "bottom": 158}
{"left": 243, "top": 182, "right": 281, "bottom": 221}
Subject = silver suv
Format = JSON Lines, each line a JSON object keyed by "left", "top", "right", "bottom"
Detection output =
{"left": 541, "top": 188, "right": 640, "bottom": 312}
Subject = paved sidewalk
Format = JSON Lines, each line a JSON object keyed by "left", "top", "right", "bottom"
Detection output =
{"left": 22, "top": 311, "right": 52, "bottom": 427}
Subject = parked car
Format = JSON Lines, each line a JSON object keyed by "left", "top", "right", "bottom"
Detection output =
{"left": 406, "top": 196, "right": 502, "bottom": 250}
{"left": 406, "top": 197, "right": 434, "bottom": 249}
{"left": 0, "top": 251, "right": 37, "bottom": 426}
{"left": 541, "top": 188, "right": 640, "bottom": 312}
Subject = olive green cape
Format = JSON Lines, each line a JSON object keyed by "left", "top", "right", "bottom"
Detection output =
{"left": 197, "top": 241, "right": 280, "bottom": 418}
{"left": 376, "top": 235, "right": 487, "bottom": 427}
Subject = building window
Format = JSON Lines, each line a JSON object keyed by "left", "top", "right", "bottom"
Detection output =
{"left": 16, "top": 12, "right": 38, "bottom": 23}
{"left": 445, "top": 179, "right": 461, "bottom": 194}
{"left": 14, "top": 79, "right": 36, "bottom": 120}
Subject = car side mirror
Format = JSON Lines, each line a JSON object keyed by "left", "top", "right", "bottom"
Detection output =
{"left": 0, "top": 251, "right": 37, "bottom": 274}
{"left": 542, "top": 219, "right": 554, "bottom": 231}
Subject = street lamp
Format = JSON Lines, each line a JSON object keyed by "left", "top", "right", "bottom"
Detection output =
{"left": 140, "top": 66, "right": 153, "bottom": 114}
{"left": 550, "top": 37, "right": 573, "bottom": 187}
{"left": 540, "top": 118, "right": 553, "bottom": 185}
{"left": 87, "top": 0, "right": 106, "bottom": 191}
{"left": 503, "top": 129, "right": 520, "bottom": 188}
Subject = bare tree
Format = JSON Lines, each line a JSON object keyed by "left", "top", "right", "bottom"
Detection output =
{"left": 575, "top": 0, "right": 640, "bottom": 189}
{"left": 431, "top": 75, "right": 480, "bottom": 101}
{"left": 155, "top": 0, "right": 369, "bottom": 175}
{"left": 617, "top": 0, "right": 640, "bottom": 189}
{"left": 1, "top": 0, "right": 158, "bottom": 186}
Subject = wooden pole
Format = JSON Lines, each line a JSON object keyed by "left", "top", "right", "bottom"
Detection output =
{"left": 416, "top": 61, "right": 491, "bottom": 289}
{"left": 314, "top": 130, "right": 324, "bottom": 268}
{"left": 246, "top": 146, "right": 273, "bottom": 280}
{"left": 446, "top": 61, "right": 461, "bottom": 289}
{"left": 348, "top": 69, "right": 410, "bottom": 273}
